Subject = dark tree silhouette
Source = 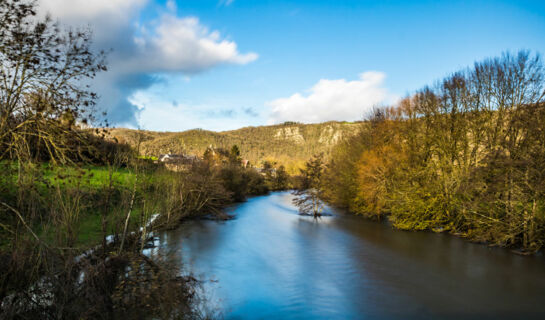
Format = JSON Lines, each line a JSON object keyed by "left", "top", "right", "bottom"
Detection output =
{"left": 0, "top": 0, "right": 107, "bottom": 163}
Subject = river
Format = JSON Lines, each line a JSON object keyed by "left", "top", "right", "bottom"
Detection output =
{"left": 149, "top": 192, "right": 545, "bottom": 319}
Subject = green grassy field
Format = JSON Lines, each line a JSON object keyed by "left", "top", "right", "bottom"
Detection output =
{"left": 1, "top": 162, "right": 149, "bottom": 248}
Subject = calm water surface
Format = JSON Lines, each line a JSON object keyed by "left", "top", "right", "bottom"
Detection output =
{"left": 152, "top": 192, "right": 545, "bottom": 319}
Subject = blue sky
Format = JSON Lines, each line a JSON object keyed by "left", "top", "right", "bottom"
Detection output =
{"left": 41, "top": 0, "right": 545, "bottom": 131}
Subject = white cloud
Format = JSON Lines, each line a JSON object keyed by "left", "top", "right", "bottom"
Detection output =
{"left": 36, "top": 0, "right": 258, "bottom": 127}
{"left": 41, "top": 1, "right": 257, "bottom": 75}
{"left": 38, "top": 0, "right": 149, "bottom": 46}
{"left": 39, "top": 0, "right": 147, "bottom": 21}
{"left": 267, "top": 72, "right": 395, "bottom": 124}
{"left": 129, "top": 15, "right": 258, "bottom": 73}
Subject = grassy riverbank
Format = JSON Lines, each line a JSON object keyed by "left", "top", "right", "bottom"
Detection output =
{"left": 0, "top": 146, "right": 282, "bottom": 318}
{"left": 1, "top": 156, "right": 278, "bottom": 249}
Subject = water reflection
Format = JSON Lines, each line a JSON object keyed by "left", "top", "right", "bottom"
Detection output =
{"left": 154, "top": 192, "right": 545, "bottom": 319}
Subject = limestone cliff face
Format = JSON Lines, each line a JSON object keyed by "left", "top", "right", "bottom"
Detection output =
{"left": 274, "top": 127, "right": 305, "bottom": 144}
{"left": 273, "top": 123, "right": 357, "bottom": 146}
{"left": 318, "top": 125, "right": 345, "bottom": 145}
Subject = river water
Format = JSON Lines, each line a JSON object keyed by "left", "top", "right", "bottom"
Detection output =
{"left": 152, "top": 192, "right": 545, "bottom": 319}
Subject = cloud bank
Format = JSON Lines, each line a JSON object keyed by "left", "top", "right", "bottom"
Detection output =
{"left": 267, "top": 72, "right": 394, "bottom": 124}
{"left": 40, "top": 0, "right": 148, "bottom": 21}
{"left": 130, "top": 15, "right": 257, "bottom": 74}
{"left": 38, "top": 0, "right": 257, "bottom": 127}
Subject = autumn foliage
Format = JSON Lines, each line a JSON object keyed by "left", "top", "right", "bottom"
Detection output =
{"left": 324, "top": 51, "right": 545, "bottom": 253}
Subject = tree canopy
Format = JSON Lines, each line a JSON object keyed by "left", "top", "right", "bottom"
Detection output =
{"left": 323, "top": 51, "right": 545, "bottom": 252}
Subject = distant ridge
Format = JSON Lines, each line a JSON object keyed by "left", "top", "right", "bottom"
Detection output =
{"left": 109, "top": 121, "right": 362, "bottom": 173}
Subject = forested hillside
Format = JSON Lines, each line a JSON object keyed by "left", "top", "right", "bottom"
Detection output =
{"left": 109, "top": 121, "right": 361, "bottom": 172}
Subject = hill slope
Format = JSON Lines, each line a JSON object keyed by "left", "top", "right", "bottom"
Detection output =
{"left": 110, "top": 121, "right": 362, "bottom": 172}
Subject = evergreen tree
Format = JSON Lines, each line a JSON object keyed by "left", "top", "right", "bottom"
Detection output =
{"left": 274, "top": 165, "right": 289, "bottom": 190}
{"left": 229, "top": 145, "right": 241, "bottom": 165}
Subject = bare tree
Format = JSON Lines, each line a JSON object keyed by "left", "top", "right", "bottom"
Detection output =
{"left": 0, "top": 0, "right": 107, "bottom": 163}
{"left": 293, "top": 153, "right": 326, "bottom": 217}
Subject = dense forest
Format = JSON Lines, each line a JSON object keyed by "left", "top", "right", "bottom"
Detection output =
{"left": 322, "top": 51, "right": 545, "bottom": 253}
{"left": 109, "top": 121, "right": 360, "bottom": 173}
